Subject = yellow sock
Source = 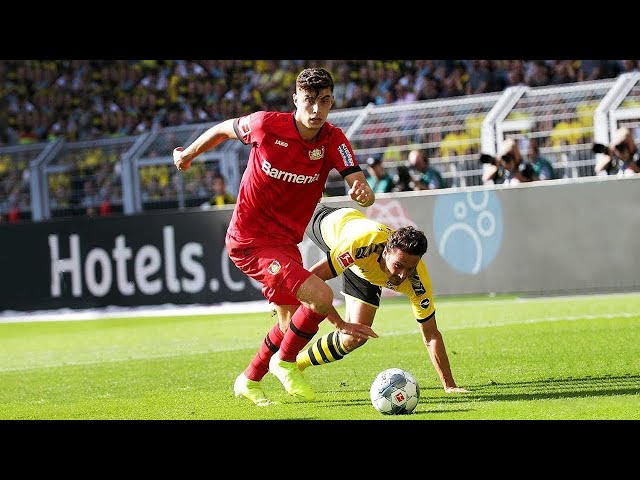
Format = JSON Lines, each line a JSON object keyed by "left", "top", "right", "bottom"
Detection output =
{"left": 296, "top": 331, "right": 349, "bottom": 370}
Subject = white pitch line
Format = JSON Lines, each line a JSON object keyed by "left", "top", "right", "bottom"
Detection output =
{"left": 2, "top": 292, "right": 638, "bottom": 324}
{"left": 0, "top": 301, "right": 273, "bottom": 324}
{"left": 383, "top": 311, "right": 640, "bottom": 336}
{"left": 0, "top": 311, "right": 638, "bottom": 373}
{"left": 0, "top": 344, "right": 260, "bottom": 373}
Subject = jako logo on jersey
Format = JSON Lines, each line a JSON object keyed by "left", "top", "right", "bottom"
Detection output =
{"left": 420, "top": 297, "right": 431, "bottom": 310}
{"left": 308, "top": 146, "right": 324, "bottom": 161}
{"left": 337, "top": 143, "right": 354, "bottom": 166}
{"left": 268, "top": 260, "right": 281, "bottom": 275}
{"left": 337, "top": 251, "right": 355, "bottom": 269}
{"left": 261, "top": 159, "right": 320, "bottom": 184}
{"left": 275, "top": 139, "right": 288, "bottom": 147}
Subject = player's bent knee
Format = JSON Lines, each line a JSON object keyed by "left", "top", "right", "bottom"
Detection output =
{"left": 298, "top": 277, "right": 334, "bottom": 314}
{"left": 317, "top": 287, "right": 335, "bottom": 313}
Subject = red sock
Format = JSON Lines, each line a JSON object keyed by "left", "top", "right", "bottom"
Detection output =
{"left": 244, "top": 322, "right": 284, "bottom": 381}
{"left": 278, "top": 307, "right": 326, "bottom": 362}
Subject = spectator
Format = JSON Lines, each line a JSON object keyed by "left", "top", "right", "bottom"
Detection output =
{"left": 99, "top": 199, "right": 112, "bottom": 216}
{"left": 549, "top": 60, "right": 577, "bottom": 85}
{"left": 365, "top": 156, "right": 396, "bottom": 193}
{"left": 578, "top": 60, "right": 609, "bottom": 81}
{"left": 527, "top": 139, "right": 556, "bottom": 181}
{"left": 344, "top": 83, "right": 374, "bottom": 108}
{"left": 8, "top": 205, "right": 20, "bottom": 223}
{"left": 80, "top": 178, "right": 101, "bottom": 209}
{"left": 526, "top": 60, "right": 551, "bottom": 87}
{"left": 50, "top": 183, "right": 71, "bottom": 210}
{"left": 407, "top": 149, "right": 446, "bottom": 190}
{"left": 505, "top": 65, "right": 527, "bottom": 87}
{"left": 618, "top": 60, "right": 639, "bottom": 74}
{"left": 3, "top": 59, "right": 637, "bottom": 226}
{"left": 416, "top": 75, "right": 441, "bottom": 100}
{"left": 0, "top": 60, "right": 629, "bottom": 147}
{"left": 466, "top": 60, "right": 496, "bottom": 95}
{"left": 207, "top": 172, "right": 236, "bottom": 207}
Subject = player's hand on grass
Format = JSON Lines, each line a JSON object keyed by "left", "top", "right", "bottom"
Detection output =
{"left": 336, "top": 321, "right": 378, "bottom": 341}
{"left": 444, "top": 386, "right": 470, "bottom": 393}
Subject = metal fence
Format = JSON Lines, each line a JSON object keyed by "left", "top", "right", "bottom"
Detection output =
{"left": 3, "top": 73, "right": 640, "bottom": 223}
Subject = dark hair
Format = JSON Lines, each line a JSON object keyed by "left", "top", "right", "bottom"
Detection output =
{"left": 296, "top": 68, "right": 334, "bottom": 95}
{"left": 386, "top": 226, "right": 428, "bottom": 257}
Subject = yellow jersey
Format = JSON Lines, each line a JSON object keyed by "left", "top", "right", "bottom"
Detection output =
{"left": 320, "top": 207, "right": 435, "bottom": 321}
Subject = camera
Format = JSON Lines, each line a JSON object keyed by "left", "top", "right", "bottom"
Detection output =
{"left": 592, "top": 143, "right": 610, "bottom": 155}
{"left": 592, "top": 141, "right": 633, "bottom": 174}
{"left": 479, "top": 153, "right": 510, "bottom": 183}
{"left": 593, "top": 142, "right": 620, "bottom": 173}
{"left": 501, "top": 153, "right": 516, "bottom": 164}
{"left": 593, "top": 141, "right": 628, "bottom": 157}
{"left": 392, "top": 165, "right": 415, "bottom": 191}
{"left": 518, "top": 162, "right": 536, "bottom": 180}
{"left": 614, "top": 142, "right": 627, "bottom": 154}
{"left": 479, "top": 153, "right": 497, "bottom": 165}
{"left": 480, "top": 152, "right": 516, "bottom": 166}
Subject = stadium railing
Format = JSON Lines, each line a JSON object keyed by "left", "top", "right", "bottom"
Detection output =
{"left": 4, "top": 74, "right": 640, "bottom": 223}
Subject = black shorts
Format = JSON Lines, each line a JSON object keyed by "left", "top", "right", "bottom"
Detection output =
{"left": 306, "top": 203, "right": 382, "bottom": 308}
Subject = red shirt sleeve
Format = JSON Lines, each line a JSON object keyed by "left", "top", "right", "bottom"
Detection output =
{"left": 233, "top": 111, "right": 267, "bottom": 145}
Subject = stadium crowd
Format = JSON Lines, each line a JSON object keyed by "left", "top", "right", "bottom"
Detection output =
{"left": 0, "top": 60, "right": 637, "bottom": 223}
{"left": 1, "top": 60, "right": 633, "bottom": 147}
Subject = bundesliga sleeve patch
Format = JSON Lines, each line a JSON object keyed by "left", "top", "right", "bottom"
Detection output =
{"left": 237, "top": 114, "right": 252, "bottom": 139}
{"left": 337, "top": 251, "right": 355, "bottom": 269}
{"left": 337, "top": 143, "right": 354, "bottom": 166}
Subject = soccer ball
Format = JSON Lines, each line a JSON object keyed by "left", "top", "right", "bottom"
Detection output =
{"left": 370, "top": 367, "right": 420, "bottom": 415}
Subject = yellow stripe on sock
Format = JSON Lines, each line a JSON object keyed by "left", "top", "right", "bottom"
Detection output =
{"left": 297, "top": 331, "right": 352, "bottom": 369}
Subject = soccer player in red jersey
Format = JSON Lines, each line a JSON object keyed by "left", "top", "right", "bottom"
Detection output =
{"left": 173, "top": 67, "right": 378, "bottom": 405}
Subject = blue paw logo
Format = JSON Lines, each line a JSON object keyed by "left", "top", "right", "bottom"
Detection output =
{"left": 433, "top": 191, "right": 503, "bottom": 274}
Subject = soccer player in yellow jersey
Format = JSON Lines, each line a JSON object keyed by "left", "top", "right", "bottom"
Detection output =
{"left": 298, "top": 203, "right": 469, "bottom": 394}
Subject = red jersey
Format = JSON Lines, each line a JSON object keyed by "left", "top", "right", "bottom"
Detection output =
{"left": 228, "top": 111, "right": 361, "bottom": 246}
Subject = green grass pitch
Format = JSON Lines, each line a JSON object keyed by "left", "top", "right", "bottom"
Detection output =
{"left": 1, "top": 293, "right": 639, "bottom": 420}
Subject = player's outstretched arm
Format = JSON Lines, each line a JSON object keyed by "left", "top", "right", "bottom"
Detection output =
{"left": 174, "top": 118, "right": 237, "bottom": 172}
{"left": 307, "top": 257, "right": 378, "bottom": 341}
{"left": 326, "top": 305, "right": 378, "bottom": 341}
{"left": 419, "top": 315, "right": 470, "bottom": 393}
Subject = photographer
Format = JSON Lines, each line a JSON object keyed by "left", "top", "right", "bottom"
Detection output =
{"left": 481, "top": 138, "right": 537, "bottom": 185}
{"left": 365, "top": 156, "right": 396, "bottom": 193}
{"left": 527, "top": 139, "right": 556, "bottom": 180}
{"left": 407, "top": 149, "right": 446, "bottom": 190}
{"left": 594, "top": 127, "right": 640, "bottom": 177}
